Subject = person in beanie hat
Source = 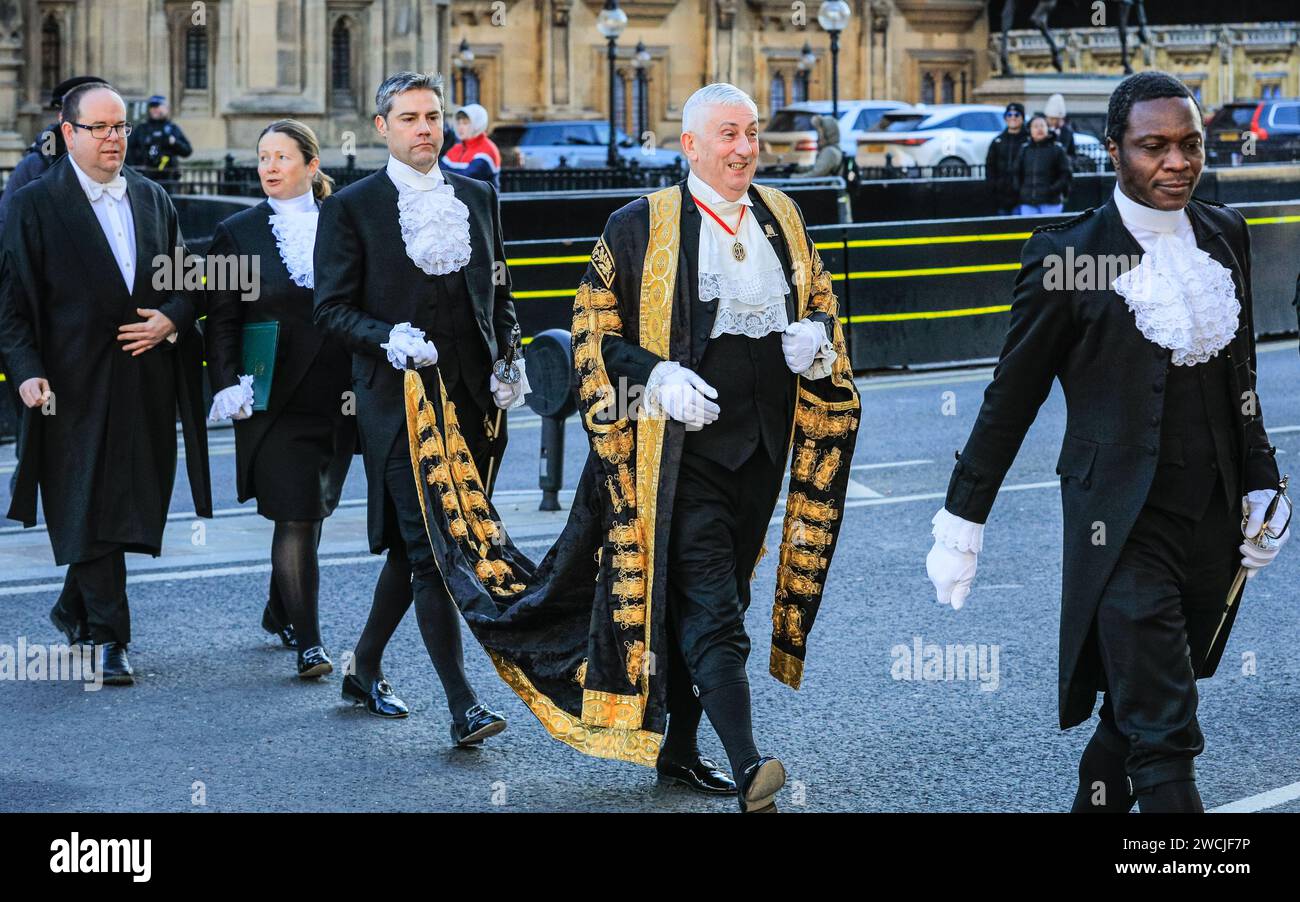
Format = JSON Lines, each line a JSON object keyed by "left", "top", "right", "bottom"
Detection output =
{"left": 1044, "top": 93, "right": 1076, "bottom": 156}
{"left": 985, "top": 102, "right": 1029, "bottom": 215}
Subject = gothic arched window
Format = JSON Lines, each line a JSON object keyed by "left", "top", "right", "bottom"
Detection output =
{"left": 332, "top": 19, "right": 352, "bottom": 93}
{"left": 793, "top": 70, "right": 809, "bottom": 104}
{"left": 770, "top": 72, "right": 787, "bottom": 118}
{"left": 41, "top": 16, "right": 62, "bottom": 94}
{"left": 185, "top": 26, "right": 209, "bottom": 90}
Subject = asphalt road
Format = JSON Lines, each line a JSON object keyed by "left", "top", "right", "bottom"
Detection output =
{"left": 1, "top": 341, "right": 1298, "bottom": 813}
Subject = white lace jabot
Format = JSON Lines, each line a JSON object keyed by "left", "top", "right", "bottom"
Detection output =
{"left": 267, "top": 189, "right": 318, "bottom": 289}
{"left": 1110, "top": 185, "right": 1239, "bottom": 367}
{"left": 688, "top": 171, "right": 790, "bottom": 339}
{"left": 386, "top": 155, "right": 472, "bottom": 276}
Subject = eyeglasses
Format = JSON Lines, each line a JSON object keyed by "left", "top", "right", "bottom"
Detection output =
{"left": 72, "top": 122, "right": 132, "bottom": 140}
{"left": 1004, "top": 113, "right": 1023, "bottom": 119}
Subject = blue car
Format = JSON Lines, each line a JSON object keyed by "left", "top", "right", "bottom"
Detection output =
{"left": 490, "top": 120, "right": 685, "bottom": 169}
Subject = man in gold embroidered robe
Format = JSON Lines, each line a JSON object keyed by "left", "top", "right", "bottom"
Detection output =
{"left": 402, "top": 84, "right": 859, "bottom": 811}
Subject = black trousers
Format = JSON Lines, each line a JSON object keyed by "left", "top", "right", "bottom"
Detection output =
{"left": 1090, "top": 480, "right": 1239, "bottom": 792}
{"left": 381, "top": 379, "right": 497, "bottom": 563}
{"left": 52, "top": 550, "right": 129, "bottom": 645}
{"left": 666, "top": 446, "right": 786, "bottom": 695}
{"left": 378, "top": 379, "right": 497, "bottom": 635}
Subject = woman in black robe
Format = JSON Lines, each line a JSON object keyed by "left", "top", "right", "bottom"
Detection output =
{"left": 204, "top": 120, "right": 356, "bottom": 680}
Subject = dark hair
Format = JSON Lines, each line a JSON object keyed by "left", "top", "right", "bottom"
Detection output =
{"left": 257, "top": 119, "right": 335, "bottom": 201}
{"left": 374, "top": 72, "right": 445, "bottom": 119}
{"left": 60, "top": 82, "right": 121, "bottom": 128}
{"left": 1105, "top": 71, "right": 1198, "bottom": 145}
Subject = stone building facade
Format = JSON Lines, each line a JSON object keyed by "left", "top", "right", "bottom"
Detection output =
{"left": 1, "top": 1, "right": 1297, "bottom": 166}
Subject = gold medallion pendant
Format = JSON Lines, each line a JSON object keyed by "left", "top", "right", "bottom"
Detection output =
{"left": 732, "top": 241, "right": 746, "bottom": 262}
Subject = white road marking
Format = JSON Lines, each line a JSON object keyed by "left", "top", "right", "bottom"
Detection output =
{"left": 845, "top": 479, "right": 882, "bottom": 499}
{"left": 849, "top": 458, "right": 933, "bottom": 471}
{"left": 767, "top": 479, "right": 1058, "bottom": 524}
{"left": 0, "top": 554, "right": 383, "bottom": 597}
{"left": 1211, "top": 781, "right": 1300, "bottom": 813}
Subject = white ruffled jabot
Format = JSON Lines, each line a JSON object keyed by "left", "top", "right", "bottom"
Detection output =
{"left": 266, "top": 189, "right": 318, "bottom": 288}
{"left": 688, "top": 171, "right": 790, "bottom": 339}
{"left": 699, "top": 267, "right": 790, "bottom": 338}
{"left": 1112, "top": 235, "right": 1239, "bottom": 366}
{"left": 387, "top": 156, "right": 471, "bottom": 276}
{"left": 268, "top": 212, "right": 318, "bottom": 289}
{"left": 1111, "top": 186, "right": 1240, "bottom": 367}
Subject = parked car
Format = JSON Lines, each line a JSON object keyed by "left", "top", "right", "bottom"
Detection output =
{"left": 855, "top": 105, "right": 1007, "bottom": 176}
{"left": 1206, "top": 100, "right": 1300, "bottom": 165}
{"left": 1072, "top": 132, "right": 1107, "bottom": 172}
{"left": 760, "top": 100, "right": 909, "bottom": 166}
{"left": 490, "top": 121, "right": 685, "bottom": 169}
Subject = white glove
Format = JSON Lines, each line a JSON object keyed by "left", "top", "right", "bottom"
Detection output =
{"left": 644, "top": 361, "right": 720, "bottom": 429}
{"left": 1239, "top": 489, "right": 1292, "bottom": 579}
{"left": 781, "top": 318, "right": 834, "bottom": 376}
{"left": 490, "top": 357, "right": 531, "bottom": 410}
{"left": 926, "top": 507, "right": 984, "bottom": 610}
{"left": 208, "top": 374, "right": 255, "bottom": 422}
{"left": 381, "top": 322, "right": 438, "bottom": 370}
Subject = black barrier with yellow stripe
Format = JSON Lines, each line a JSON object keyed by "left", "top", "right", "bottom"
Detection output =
{"left": 503, "top": 200, "right": 1300, "bottom": 370}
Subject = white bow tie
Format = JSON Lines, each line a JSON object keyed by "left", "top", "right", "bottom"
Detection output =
{"left": 85, "top": 176, "right": 127, "bottom": 202}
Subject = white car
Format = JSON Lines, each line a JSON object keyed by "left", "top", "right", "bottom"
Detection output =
{"left": 761, "top": 100, "right": 910, "bottom": 167}
{"left": 855, "top": 105, "right": 1008, "bottom": 175}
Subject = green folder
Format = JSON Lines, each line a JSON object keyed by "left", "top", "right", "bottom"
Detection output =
{"left": 241, "top": 321, "right": 279, "bottom": 412}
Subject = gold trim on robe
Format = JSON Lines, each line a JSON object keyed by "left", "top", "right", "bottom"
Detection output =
{"left": 401, "top": 181, "right": 859, "bottom": 765}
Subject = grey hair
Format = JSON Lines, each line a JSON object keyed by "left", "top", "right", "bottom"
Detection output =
{"left": 682, "top": 83, "right": 759, "bottom": 134}
{"left": 375, "top": 71, "right": 445, "bottom": 119}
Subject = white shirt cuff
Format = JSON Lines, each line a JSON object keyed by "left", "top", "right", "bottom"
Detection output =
{"left": 931, "top": 507, "right": 984, "bottom": 554}
{"left": 798, "top": 319, "right": 838, "bottom": 380}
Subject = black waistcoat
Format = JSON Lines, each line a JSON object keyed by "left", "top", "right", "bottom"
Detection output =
{"left": 685, "top": 330, "right": 794, "bottom": 470}
{"left": 427, "top": 268, "right": 490, "bottom": 401}
{"left": 1145, "top": 350, "right": 1238, "bottom": 518}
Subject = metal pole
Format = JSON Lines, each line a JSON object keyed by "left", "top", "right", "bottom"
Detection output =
{"left": 831, "top": 30, "right": 841, "bottom": 119}
{"left": 638, "top": 68, "right": 647, "bottom": 140}
{"left": 607, "top": 37, "right": 618, "bottom": 167}
{"left": 538, "top": 415, "right": 565, "bottom": 511}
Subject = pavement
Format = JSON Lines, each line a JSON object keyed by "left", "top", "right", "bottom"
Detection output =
{"left": 1, "top": 340, "right": 1299, "bottom": 813}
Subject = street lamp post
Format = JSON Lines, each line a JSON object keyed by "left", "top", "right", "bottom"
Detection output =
{"left": 634, "top": 40, "right": 650, "bottom": 143}
{"left": 597, "top": 0, "right": 628, "bottom": 168}
{"left": 454, "top": 38, "right": 474, "bottom": 105}
{"left": 817, "top": 1, "right": 851, "bottom": 119}
{"left": 798, "top": 41, "right": 816, "bottom": 103}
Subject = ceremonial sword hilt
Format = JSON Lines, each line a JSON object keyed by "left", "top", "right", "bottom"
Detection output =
{"left": 493, "top": 324, "right": 523, "bottom": 386}
{"left": 1241, "top": 474, "right": 1291, "bottom": 548}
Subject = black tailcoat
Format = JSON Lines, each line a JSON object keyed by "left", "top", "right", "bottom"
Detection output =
{"left": 0, "top": 156, "right": 212, "bottom": 564}
{"left": 312, "top": 167, "right": 517, "bottom": 553}
{"left": 944, "top": 196, "right": 1279, "bottom": 729}
{"left": 204, "top": 201, "right": 356, "bottom": 514}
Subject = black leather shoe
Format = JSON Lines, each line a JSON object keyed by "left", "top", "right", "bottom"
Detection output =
{"left": 341, "top": 673, "right": 409, "bottom": 718}
{"left": 99, "top": 643, "right": 134, "bottom": 686}
{"left": 261, "top": 603, "right": 298, "bottom": 650}
{"left": 450, "top": 703, "right": 507, "bottom": 747}
{"left": 656, "top": 754, "right": 737, "bottom": 795}
{"left": 296, "top": 645, "right": 333, "bottom": 679}
{"left": 738, "top": 756, "right": 786, "bottom": 813}
{"left": 50, "top": 607, "right": 90, "bottom": 645}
